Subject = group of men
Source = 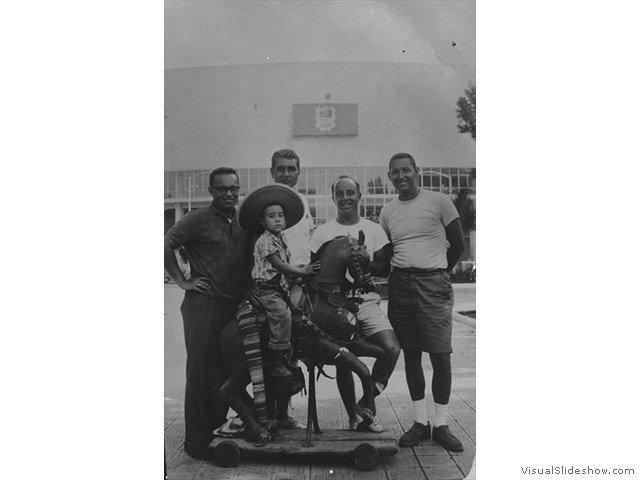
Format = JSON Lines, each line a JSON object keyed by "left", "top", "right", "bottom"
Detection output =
{"left": 164, "top": 149, "right": 466, "bottom": 460}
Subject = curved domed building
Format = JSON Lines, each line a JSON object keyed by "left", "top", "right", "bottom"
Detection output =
{"left": 165, "top": 1, "right": 475, "bottom": 259}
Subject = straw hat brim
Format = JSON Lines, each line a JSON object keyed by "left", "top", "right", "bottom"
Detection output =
{"left": 239, "top": 184, "right": 304, "bottom": 233}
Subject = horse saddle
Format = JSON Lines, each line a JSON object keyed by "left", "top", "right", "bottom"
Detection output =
{"left": 245, "top": 291, "right": 269, "bottom": 325}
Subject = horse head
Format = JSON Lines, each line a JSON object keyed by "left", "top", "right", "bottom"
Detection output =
{"left": 312, "top": 232, "right": 375, "bottom": 295}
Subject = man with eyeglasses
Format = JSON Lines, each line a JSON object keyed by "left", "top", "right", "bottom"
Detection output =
{"left": 380, "top": 153, "right": 466, "bottom": 452}
{"left": 164, "top": 167, "right": 249, "bottom": 460}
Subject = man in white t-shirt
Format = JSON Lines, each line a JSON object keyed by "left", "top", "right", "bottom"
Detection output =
{"left": 309, "top": 175, "right": 401, "bottom": 433}
{"left": 269, "top": 148, "right": 315, "bottom": 429}
{"left": 271, "top": 149, "right": 314, "bottom": 267}
{"left": 380, "top": 153, "right": 466, "bottom": 452}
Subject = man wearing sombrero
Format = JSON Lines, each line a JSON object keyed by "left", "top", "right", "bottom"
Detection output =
{"left": 240, "top": 184, "right": 320, "bottom": 385}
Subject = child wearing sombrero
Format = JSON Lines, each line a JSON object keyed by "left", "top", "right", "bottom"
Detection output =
{"left": 250, "top": 201, "right": 321, "bottom": 378}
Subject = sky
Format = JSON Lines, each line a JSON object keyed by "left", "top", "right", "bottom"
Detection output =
{"left": 165, "top": 0, "right": 475, "bottom": 81}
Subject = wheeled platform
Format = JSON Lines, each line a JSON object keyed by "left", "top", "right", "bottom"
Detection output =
{"left": 211, "top": 428, "right": 399, "bottom": 471}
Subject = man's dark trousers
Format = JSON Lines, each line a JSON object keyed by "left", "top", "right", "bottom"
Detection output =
{"left": 181, "top": 291, "right": 238, "bottom": 448}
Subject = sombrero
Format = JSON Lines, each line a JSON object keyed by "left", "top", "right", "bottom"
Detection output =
{"left": 239, "top": 184, "right": 304, "bottom": 233}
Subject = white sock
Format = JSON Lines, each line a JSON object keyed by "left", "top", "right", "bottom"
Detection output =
{"left": 433, "top": 402, "right": 448, "bottom": 427}
{"left": 412, "top": 398, "right": 429, "bottom": 425}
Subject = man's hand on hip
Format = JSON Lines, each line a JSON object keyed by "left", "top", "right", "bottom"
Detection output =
{"left": 180, "top": 276, "right": 212, "bottom": 293}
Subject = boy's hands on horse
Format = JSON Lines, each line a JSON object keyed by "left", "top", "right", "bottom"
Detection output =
{"left": 266, "top": 254, "right": 320, "bottom": 279}
{"left": 300, "top": 260, "right": 321, "bottom": 276}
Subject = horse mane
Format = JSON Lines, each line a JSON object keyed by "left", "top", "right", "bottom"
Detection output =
{"left": 314, "top": 235, "right": 351, "bottom": 260}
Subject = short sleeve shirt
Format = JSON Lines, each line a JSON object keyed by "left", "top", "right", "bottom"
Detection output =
{"left": 309, "top": 218, "right": 389, "bottom": 260}
{"left": 282, "top": 192, "right": 314, "bottom": 266}
{"left": 380, "top": 189, "right": 459, "bottom": 269}
{"left": 252, "top": 230, "right": 291, "bottom": 292}
{"left": 164, "top": 202, "right": 248, "bottom": 300}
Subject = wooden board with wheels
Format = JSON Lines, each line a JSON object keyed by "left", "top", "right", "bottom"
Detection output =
{"left": 211, "top": 428, "right": 398, "bottom": 471}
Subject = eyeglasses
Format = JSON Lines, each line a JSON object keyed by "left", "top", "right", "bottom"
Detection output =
{"left": 212, "top": 185, "right": 240, "bottom": 194}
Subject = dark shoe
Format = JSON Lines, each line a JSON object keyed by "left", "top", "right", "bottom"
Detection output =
{"left": 277, "top": 416, "right": 304, "bottom": 429}
{"left": 273, "top": 373, "right": 305, "bottom": 396}
{"left": 432, "top": 425, "right": 464, "bottom": 452}
{"left": 265, "top": 350, "right": 292, "bottom": 378}
{"left": 266, "top": 362, "right": 292, "bottom": 378}
{"left": 399, "top": 421, "right": 431, "bottom": 447}
{"left": 184, "top": 443, "right": 214, "bottom": 460}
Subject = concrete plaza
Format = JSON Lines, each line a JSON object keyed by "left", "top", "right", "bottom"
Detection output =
{"left": 165, "top": 284, "right": 475, "bottom": 479}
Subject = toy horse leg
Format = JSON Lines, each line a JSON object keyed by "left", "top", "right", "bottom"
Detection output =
{"left": 304, "top": 362, "right": 315, "bottom": 447}
{"left": 261, "top": 377, "right": 281, "bottom": 437}
{"left": 312, "top": 384, "right": 321, "bottom": 434}
{"left": 308, "top": 363, "right": 321, "bottom": 434}
{"left": 220, "top": 376, "right": 271, "bottom": 445}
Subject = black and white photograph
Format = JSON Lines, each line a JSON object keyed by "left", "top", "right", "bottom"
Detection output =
{"left": 164, "top": 1, "right": 476, "bottom": 478}
{"left": 6, "top": 1, "right": 640, "bottom": 479}
{"left": 7, "top": 0, "right": 640, "bottom": 480}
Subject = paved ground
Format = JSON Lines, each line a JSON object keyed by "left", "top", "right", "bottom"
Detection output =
{"left": 165, "top": 284, "right": 475, "bottom": 479}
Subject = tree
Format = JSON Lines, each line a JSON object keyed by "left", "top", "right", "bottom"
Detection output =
{"left": 453, "top": 188, "right": 476, "bottom": 233}
{"left": 456, "top": 83, "right": 476, "bottom": 140}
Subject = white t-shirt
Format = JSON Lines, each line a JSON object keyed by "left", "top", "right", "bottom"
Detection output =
{"left": 380, "top": 189, "right": 459, "bottom": 269}
{"left": 282, "top": 192, "right": 314, "bottom": 266}
{"left": 309, "top": 217, "right": 389, "bottom": 260}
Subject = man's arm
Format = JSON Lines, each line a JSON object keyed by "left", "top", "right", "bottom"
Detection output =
{"left": 369, "top": 243, "right": 391, "bottom": 277}
{"left": 444, "top": 218, "right": 466, "bottom": 273}
{"left": 164, "top": 236, "right": 211, "bottom": 293}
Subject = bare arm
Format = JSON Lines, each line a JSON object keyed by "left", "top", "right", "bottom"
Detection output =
{"left": 266, "top": 253, "right": 320, "bottom": 277}
{"left": 164, "top": 236, "right": 211, "bottom": 293}
{"left": 369, "top": 243, "right": 391, "bottom": 277}
{"left": 444, "top": 218, "right": 466, "bottom": 273}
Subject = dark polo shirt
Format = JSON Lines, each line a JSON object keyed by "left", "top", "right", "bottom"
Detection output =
{"left": 165, "top": 202, "right": 249, "bottom": 301}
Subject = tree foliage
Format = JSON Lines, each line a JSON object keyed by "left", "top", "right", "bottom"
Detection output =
{"left": 456, "top": 83, "right": 476, "bottom": 140}
{"left": 453, "top": 188, "right": 476, "bottom": 233}
{"left": 367, "top": 176, "right": 389, "bottom": 194}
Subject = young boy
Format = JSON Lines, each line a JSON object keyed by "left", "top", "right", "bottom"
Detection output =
{"left": 251, "top": 202, "right": 320, "bottom": 378}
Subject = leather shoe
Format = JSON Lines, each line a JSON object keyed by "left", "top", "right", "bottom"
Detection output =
{"left": 399, "top": 421, "right": 431, "bottom": 447}
{"left": 432, "top": 425, "right": 464, "bottom": 452}
{"left": 277, "top": 416, "right": 304, "bottom": 429}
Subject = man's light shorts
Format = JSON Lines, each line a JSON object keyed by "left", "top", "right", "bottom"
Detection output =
{"left": 387, "top": 269, "right": 453, "bottom": 353}
{"left": 357, "top": 292, "right": 393, "bottom": 338}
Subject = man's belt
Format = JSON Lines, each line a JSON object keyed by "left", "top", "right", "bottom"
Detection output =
{"left": 393, "top": 267, "right": 447, "bottom": 275}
